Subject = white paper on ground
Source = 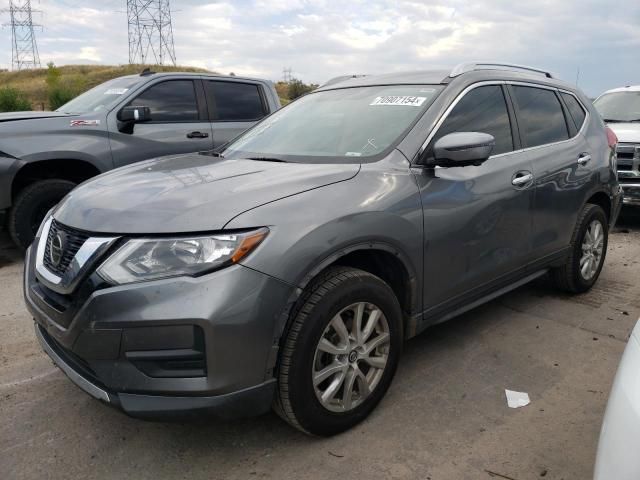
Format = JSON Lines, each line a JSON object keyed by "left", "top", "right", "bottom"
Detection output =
{"left": 505, "top": 389, "right": 530, "bottom": 408}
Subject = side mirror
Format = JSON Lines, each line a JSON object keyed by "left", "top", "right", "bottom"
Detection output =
{"left": 432, "top": 132, "right": 495, "bottom": 167}
{"left": 118, "top": 105, "right": 151, "bottom": 123}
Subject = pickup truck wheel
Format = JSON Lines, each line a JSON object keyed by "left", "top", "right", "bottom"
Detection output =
{"left": 274, "top": 266, "right": 402, "bottom": 436}
{"left": 8, "top": 179, "right": 76, "bottom": 249}
{"left": 552, "top": 203, "right": 608, "bottom": 293}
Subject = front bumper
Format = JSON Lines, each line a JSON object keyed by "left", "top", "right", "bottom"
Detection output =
{"left": 24, "top": 243, "right": 294, "bottom": 419}
{"left": 35, "top": 323, "right": 276, "bottom": 419}
{"left": 620, "top": 183, "right": 640, "bottom": 206}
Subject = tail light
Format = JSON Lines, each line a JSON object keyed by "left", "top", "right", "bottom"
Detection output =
{"left": 605, "top": 126, "right": 618, "bottom": 149}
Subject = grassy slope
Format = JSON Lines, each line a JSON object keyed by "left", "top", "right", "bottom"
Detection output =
{"left": 0, "top": 64, "right": 210, "bottom": 110}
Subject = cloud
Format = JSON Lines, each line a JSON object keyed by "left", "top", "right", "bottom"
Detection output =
{"left": 0, "top": 0, "right": 639, "bottom": 96}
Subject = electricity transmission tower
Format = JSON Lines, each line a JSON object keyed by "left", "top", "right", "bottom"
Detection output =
{"left": 127, "top": 0, "right": 176, "bottom": 66}
{"left": 2, "top": 0, "right": 41, "bottom": 70}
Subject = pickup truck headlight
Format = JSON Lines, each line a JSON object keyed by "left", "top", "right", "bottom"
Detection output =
{"left": 97, "top": 228, "right": 268, "bottom": 285}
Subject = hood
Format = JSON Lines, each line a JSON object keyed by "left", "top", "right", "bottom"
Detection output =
{"left": 606, "top": 122, "right": 640, "bottom": 144}
{"left": 54, "top": 153, "right": 360, "bottom": 234}
{"left": 0, "top": 111, "right": 75, "bottom": 122}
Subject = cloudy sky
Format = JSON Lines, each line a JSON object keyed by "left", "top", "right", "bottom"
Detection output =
{"left": 1, "top": 0, "right": 639, "bottom": 97}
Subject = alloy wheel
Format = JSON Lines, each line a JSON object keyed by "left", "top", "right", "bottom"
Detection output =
{"left": 312, "top": 302, "right": 390, "bottom": 413}
{"left": 580, "top": 219, "right": 604, "bottom": 280}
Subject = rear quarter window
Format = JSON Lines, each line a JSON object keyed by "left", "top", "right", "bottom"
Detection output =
{"left": 511, "top": 86, "right": 569, "bottom": 147}
{"left": 560, "top": 92, "right": 587, "bottom": 133}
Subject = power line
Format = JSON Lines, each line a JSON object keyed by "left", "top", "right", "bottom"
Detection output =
{"left": 282, "top": 67, "right": 292, "bottom": 82}
{"left": 127, "top": 0, "right": 176, "bottom": 66}
{"left": 1, "top": 0, "right": 41, "bottom": 70}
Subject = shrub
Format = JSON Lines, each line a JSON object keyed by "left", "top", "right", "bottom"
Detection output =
{"left": 0, "top": 87, "right": 32, "bottom": 112}
{"left": 288, "top": 78, "right": 315, "bottom": 100}
{"left": 46, "top": 63, "right": 88, "bottom": 110}
{"left": 48, "top": 85, "right": 77, "bottom": 110}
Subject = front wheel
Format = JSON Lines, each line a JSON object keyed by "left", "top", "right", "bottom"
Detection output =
{"left": 8, "top": 179, "right": 76, "bottom": 250}
{"left": 552, "top": 203, "right": 608, "bottom": 293}
{"left": 275, "top": 267, "right": 403, "bottom": 436}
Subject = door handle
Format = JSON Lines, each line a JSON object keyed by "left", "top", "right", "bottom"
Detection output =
{"left": 512, "top": 172, "right": 534, "bottom": 187}
{"left": 187, "top": 131, "right": 209, "bottom": 139}
{"left": 577, "top": 153, "right": 591, "bottom": 166}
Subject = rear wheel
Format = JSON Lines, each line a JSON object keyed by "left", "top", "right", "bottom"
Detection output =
{"left": 552, "top": 203, "right": 608, "bottom": 293}
{"left": 274, "top": 267, "right": 402, "bottom": 436}
{"left": 8, "top": 179, "right": 76, "bottom": 249}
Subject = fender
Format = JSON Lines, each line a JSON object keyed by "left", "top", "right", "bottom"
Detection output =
{"left": 296, "top": 240, "right": 419, "bottom": 311}
{"left": 263, "top": 240, "right": 421, "bottom": 379}
{"left": 580, "top": 184, "right": 615, "bottom": 222}
{"left": 19, "top": 150, "right": 105, "bottom": 167}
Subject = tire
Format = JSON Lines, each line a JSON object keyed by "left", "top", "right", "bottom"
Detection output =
{"left": 274, "top": 266, "right": 403, "bottom": 436}
{"left": 552, "top": 203, "right": 608, "bottom": 293}
{"left": 8, "top": 179, "right": 76, "bottom": 250}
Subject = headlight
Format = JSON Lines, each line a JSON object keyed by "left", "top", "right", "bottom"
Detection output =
{"left": 97, "top": 228, "right": 268, "bottom": 285}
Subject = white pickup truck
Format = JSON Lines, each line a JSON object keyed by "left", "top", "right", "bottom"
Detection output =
{"left": 594, "top": 86, "right": 640, "bottom": 207}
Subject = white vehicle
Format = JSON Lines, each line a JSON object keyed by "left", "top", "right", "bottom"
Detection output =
{"left": 593, "top": 86, "right": 640, "bottom": 206}
{"left": 594, "top": 318, "right": 640, "bottom": 479}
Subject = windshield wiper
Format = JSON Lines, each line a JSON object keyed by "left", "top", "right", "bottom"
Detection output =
{"left": 199, "top": 150, "right": 224, "bottom": 158}
{"left": 247, "top": 156, "right": 287, "bottom": 163}
{"left": 604, "top": 118, "right": 640, "bottom": 123}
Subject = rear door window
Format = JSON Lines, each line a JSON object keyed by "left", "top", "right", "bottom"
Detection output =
{"left": 433, "top": 85, "right": 514, "bottom": 155}
{"left": 511, "top": 86, "right": 569, "bottom": 147}
{"left": 205, "top": 81, "right": 266, "bottom": 121}
{"left": 560, "top": 92, "right": 587, "bottom": 133}
{"left": 129, "top": 80, "right": 199, "bottom": 122}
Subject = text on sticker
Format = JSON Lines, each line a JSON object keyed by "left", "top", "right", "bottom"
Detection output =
{"left": 104, "top": 88, "right": 129, "bottom": 95}
{"left": 370, "top": 96, "right": 427, "bottom": 107}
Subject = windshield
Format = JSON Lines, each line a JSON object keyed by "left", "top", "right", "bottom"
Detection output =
{"left": 594, "top": 91, "right": 640, "bottom": 122}
{"left": 223, "top": 85, "right": 443, "bottom": 163}
{"left": 56, "top": 77, "right": 142, "bottom": 114}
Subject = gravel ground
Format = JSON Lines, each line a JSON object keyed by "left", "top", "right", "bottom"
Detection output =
{"left": 1, "top": 212, "right": 639, "bottom": 480}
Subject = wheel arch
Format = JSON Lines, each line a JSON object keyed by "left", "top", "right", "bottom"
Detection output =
{"left": 273, "top": 242, "right": 421, "bottom": 347}
{"left": 11, "top": 158, "right": 101, "bottom": 200}
{"left": 584, "top": 189, "right": 611, "bottom": 223}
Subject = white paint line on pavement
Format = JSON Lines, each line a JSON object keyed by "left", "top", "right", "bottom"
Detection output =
{"left": 0, "top": 368, "right": 58, "bottom": 389}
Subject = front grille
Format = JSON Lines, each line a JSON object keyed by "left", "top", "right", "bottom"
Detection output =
{"left": 617, "top": 151, "right": 635, "bottom": 160}
{"left": 618, "top": 162, "right": 632, "bottom": 171}
{"left": 616, "top": 144, "right": 638, "bottom": 160}
{"left": 43, "top": 220, "right": 90, "bottom": 277}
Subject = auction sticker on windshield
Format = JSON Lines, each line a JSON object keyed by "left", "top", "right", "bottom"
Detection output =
{"left": 370, "top": 96, "right": 427, "bottom": 106}
{"left": 104, "top": 88, "right": 129, "bottom": 95}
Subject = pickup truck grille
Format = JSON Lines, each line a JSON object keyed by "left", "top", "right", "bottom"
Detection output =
{"left": 616, "top": 143, "right": 639, "bottom": 181}
{"left": 43, "top": 220, "right": 90, "bottom": 277}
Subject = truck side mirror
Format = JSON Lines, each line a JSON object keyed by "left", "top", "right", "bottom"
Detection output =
{"left": 118, "top": 106, "right": 151, "bottom": 123}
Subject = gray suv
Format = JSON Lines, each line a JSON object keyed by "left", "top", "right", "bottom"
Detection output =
{"left": 0, "top": 71, "right": 281, "bottom": 249}
{"left": 24, "top": 62, "right": 623, "bottom": 436}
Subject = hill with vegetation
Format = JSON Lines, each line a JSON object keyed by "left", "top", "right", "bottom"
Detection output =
{"left": 0, "top": 64, "right": 315, "bottom": 112}
{"left": 0, "top": 64, "right": 208, "bottom": 111}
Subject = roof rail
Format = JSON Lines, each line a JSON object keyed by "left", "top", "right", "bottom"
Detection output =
{"left": 322, "top": 74, "right": 369, "bottom": 87}
{"left": 450, "top": 62, "right": 554, "bottom": 79}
